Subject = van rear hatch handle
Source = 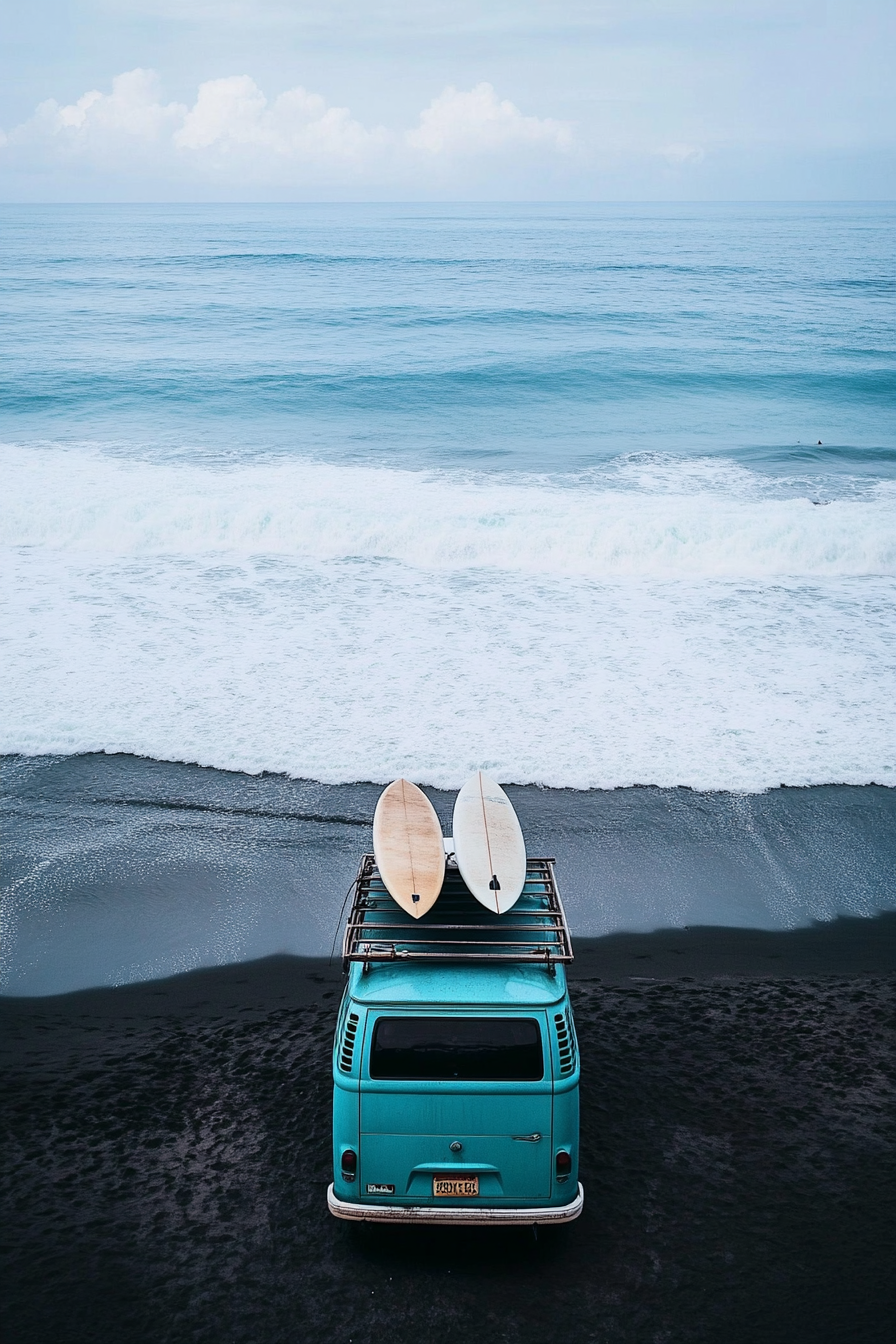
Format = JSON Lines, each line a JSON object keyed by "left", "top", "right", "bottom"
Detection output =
{"left": 511, "top": 1132, "right": 542, "bottom": 1142}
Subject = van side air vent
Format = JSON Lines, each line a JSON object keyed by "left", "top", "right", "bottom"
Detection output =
{"left": 554, "top": 1010, "right": 576, "bottom": 1076}
{"left": 339, "top": 1013, "right": 359, "bottom": 1073}
{"left": 566, "top": 1006, "right": 578, "bottom": 1073}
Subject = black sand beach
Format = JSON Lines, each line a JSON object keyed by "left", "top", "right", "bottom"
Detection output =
{"left": 3, "top": 917, "right": 895, "bottom": 1344}
{"left": 5, "top": 754, "right": 896, "bottom": 996}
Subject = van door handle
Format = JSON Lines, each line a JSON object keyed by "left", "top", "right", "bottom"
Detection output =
{"left": 512, "top": 1133, "right": 542, "bottom": 1142}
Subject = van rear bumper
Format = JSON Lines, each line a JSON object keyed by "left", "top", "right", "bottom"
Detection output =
{"left": 327, "top": 1182, "right": 584, "bottom": 1226}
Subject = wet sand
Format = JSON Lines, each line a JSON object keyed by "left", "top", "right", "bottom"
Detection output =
{"left": 5, "top": 754, "right": 896, "bottom": 995}
{"left": 2, "top": 917, "right": 895, "bottom": 1344}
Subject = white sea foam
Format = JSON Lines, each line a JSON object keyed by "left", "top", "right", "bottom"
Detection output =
{"left": 2, "top": 443, "right": 894, "bottom": 791}
{"left": 3, "top": 443, "right": 894, "bottom": 578}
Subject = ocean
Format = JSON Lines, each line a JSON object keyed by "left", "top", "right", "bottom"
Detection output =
{"left": 2, "top": 201, "right": 894, "bottom": 993}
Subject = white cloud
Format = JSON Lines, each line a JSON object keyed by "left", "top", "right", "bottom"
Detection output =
{"left": 5, "top": 69, "right": 185, "bottom": 158}
{"left": 174, "top": 75, "right": 266, "bottom": 150}
{"left": 2, "top": 3, "right": 892, "bottom": 198}
{"left": 660, "top": 142, "right": 705, "bottom": 166}
{"left": 174, "top": 76, "right": 384, "bottom": 157}
{"left": 0, "top": 69, "right": 572, "bottom": 187}
{"left": 406, "top": 82, "right": 572, "bottom": 154}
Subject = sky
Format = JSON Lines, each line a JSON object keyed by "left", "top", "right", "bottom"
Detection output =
{"left": 1, "top": 1, "right": 893, "bottom": 200}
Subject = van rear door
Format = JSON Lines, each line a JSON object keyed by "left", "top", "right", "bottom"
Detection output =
{"left": 359, "top": 1014, "right": 552, "bottom": 1202}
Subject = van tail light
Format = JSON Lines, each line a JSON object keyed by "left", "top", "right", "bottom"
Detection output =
{"left": 555, "top": 1150, "right": 572, "bottom": 1181}
{"left": 341, "top": 1149, "right": 357, "bottom": 1181}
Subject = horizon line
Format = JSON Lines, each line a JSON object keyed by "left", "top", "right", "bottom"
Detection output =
{"left": 1, "top": 197, "right": 894, "bottom": 206}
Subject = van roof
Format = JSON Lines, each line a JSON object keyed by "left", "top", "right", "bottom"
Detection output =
{"left": 347, "top": 959, "right": 569, "bottom": 1008}
{"left": 342, "top": 855, "right": 573, "bottom": 970}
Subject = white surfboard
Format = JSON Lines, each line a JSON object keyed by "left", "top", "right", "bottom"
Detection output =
{"left": 373, "top": 779, "right": 445, "bottom": 919}
{"left": 452, "top": 772, "right": 527, "bottom": 914}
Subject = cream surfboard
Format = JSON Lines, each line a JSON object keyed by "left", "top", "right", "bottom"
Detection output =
{"left": 452, "top": 772, "right": 527, "bottom": 914}
{"left": 373, "top": 779, "right": 445, "bottom": 919}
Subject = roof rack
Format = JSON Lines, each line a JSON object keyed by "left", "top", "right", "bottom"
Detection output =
{"left": 342, "top": 855, "right": 573, "bottom": 970}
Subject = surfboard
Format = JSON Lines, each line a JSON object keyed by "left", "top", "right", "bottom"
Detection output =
{"left": 373, "top": 779, "right": 446, "bottom": 919}
{"left": 452, "top": 772, "right": 527, "bottom": 914}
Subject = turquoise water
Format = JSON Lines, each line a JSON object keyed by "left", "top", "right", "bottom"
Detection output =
{"left": 2, "top": 202, "right": 894, "bottom": 470}
{"left": 1, "top": 201, "right": 894, "bottom": 792}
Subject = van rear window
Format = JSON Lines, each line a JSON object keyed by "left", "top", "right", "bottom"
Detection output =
{"left": 370, "top": 1017, "right": 543, "bottom": 1081}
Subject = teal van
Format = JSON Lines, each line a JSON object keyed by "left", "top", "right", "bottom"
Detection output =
{"left": 328, "top": 853, "right": 583, "bottom": 1225}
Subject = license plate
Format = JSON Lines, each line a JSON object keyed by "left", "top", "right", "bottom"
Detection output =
{"left": 433, "top": 1175, "right": 479, "bottom": 1197}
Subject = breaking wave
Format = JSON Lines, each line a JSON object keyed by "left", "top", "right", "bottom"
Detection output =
{"left": 3, "top": 443, "right": 894, "bottom": 579}
{"left": 2, "top": 443, "right": 894, "bottom": 793}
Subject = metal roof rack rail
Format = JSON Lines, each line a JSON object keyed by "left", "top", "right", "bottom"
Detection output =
{"left": 342, "top": 855, "right": 573, "bottom": 970}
